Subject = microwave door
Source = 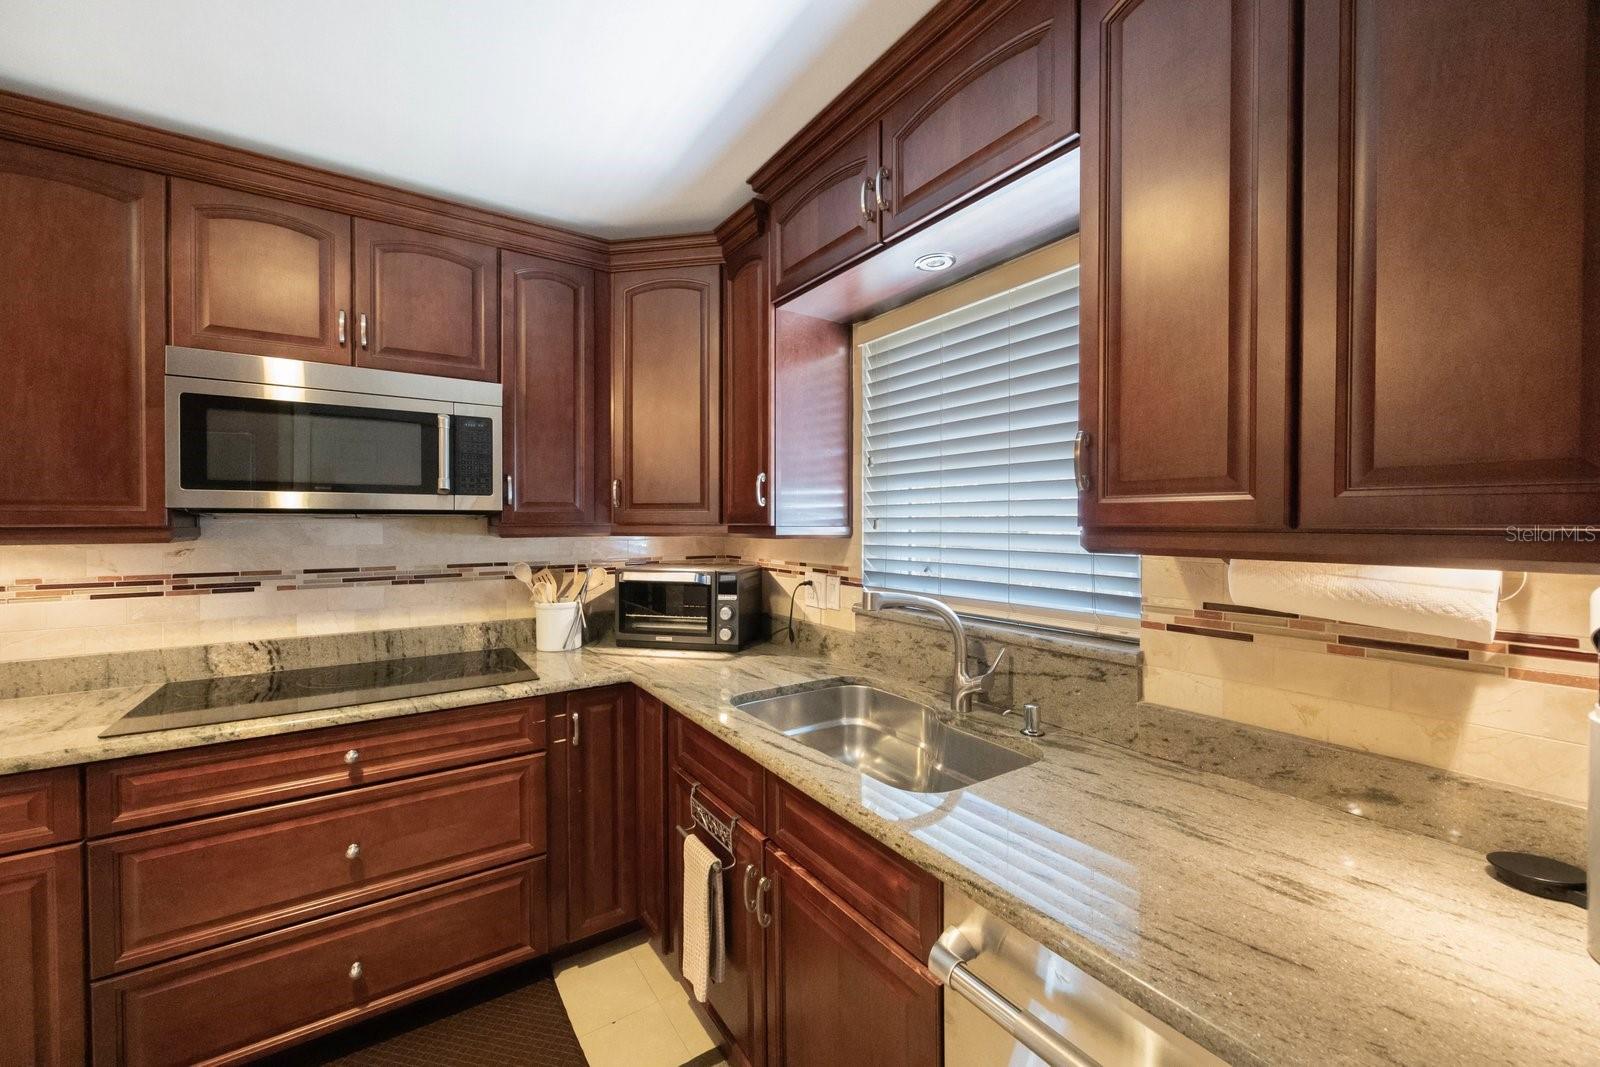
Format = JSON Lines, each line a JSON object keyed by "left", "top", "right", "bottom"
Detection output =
{"left": 619, "top": 574, "right": 714, "bottom": 638}
{"left": 166, "top": 376, "right": 455, "bottom": 511}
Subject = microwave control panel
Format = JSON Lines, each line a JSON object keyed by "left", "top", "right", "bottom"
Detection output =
{"left": 452, "top": 416, "right": 495, "bottom": 496}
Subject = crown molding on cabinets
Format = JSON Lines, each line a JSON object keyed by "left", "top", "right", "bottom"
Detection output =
{"left": 0, "top": 89, "right": 611, "bottom": 269}
{"left": 607, "top": 233, "right": 725, "bottom": 271}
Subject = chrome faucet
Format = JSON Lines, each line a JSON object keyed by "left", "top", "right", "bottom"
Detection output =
{"left": 860, "top": 589, "right": 1006, "bottom": 716}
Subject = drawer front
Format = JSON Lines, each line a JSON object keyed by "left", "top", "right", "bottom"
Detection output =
{"left": 86, "top": 698, "right": 546, "bottom": 836}
{"left": 767, "top": 778, "right": 941, "bottom": 959}
{"left": 668, "top": 711, "right": 766, "bottom": 829}
{"left": 0, "top": 767, "right": 80, "bottom": 858}
{"left": 92, "top": 860, "right": 544, "bottom": 1067}
{"left": 88, "top": 755, "right": 544, "bottom": 976}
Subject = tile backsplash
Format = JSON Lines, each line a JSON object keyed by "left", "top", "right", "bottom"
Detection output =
{"left": 0, "top": 515, "right": 723, "bottom": 662}
{"left": 1140, "top": 556, "right": 1598, "bottom": 804}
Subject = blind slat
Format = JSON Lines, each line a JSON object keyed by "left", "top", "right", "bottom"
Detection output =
{"left": 861, "top": 267, "right": 1139, "bottom": 625}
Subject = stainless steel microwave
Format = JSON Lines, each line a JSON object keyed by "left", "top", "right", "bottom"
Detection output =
{"left": 165, "top": 347, "right": 501, "bottom": 513}
{"left": 615, "top": 565, "right": 764, "bottom": 652}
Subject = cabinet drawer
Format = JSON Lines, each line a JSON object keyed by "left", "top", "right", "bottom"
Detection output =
{"left": 86, "top": 698, "right": 546, "bottom": 836}
{"left": 92, "top": 860, "right": 544, "bottom": 1067}
{"left": 88, "top": 755, "right": 544, "bottom": 976}
{"left": 0, "top": 767, "right": 80, "bottom": 858}
{"left": 767, "top": 778, "right": 941, "bottom": 959}
{"left": 668, "top": 711, "right": 766, "bottom": 829}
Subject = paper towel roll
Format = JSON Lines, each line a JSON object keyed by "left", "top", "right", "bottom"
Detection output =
{"left": 1226, "top": 560, "right": 1501, "bottom": 642}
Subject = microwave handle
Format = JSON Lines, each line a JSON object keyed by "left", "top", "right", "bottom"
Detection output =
{"left": 437, "top": 414, "right": 452, "bottom": 494}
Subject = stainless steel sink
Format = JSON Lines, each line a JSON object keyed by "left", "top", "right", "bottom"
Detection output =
{"left": 732, "top": 683, "right": 1037, "bottom": 793}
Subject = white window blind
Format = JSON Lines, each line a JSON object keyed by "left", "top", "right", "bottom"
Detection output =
{"left": 861, "top": 266, "right": 1140, "bottom": 632}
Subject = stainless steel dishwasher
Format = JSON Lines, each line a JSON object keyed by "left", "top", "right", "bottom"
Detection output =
{"left": 937, "top": 886, "right": 1225, "bottom": 1067}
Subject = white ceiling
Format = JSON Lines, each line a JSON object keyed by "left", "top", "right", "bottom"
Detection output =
{"left": 0, "top": 0, "right": 943, "bottom": 237}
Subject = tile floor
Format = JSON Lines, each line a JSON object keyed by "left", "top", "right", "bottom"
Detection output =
{"left": 553, "top": 930, "right": 726, "bottom": 1067}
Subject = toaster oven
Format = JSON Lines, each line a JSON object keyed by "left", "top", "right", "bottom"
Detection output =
{"left": 615, "top": 565, "right": 763, "bottom": 652}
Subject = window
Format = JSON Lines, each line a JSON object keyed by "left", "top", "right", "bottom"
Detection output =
{"left": 860, "top": 263, "right": 1140, "bottom": 634}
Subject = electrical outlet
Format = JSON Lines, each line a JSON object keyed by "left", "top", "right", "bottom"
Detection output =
{"left": 802, "top": 570, "right": 822, "bottom": 608}
{"left": 824, "top": 574, "right": 842, "bottom": 609}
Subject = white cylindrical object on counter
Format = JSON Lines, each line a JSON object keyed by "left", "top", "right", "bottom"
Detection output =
{"left": 535, "top": 601, "right": 583, "bottom": 652}
{"left": 1226, "top": 560, "right": 1501, "bottom": 642}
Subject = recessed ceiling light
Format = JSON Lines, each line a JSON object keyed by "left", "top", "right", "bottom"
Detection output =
{"left": 913, "top": 252, "right": 957, "bottom": 272}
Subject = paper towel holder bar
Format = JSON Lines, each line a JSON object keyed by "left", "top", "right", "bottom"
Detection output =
{"left": 1499, "top": 572, "right": 1528, "bottom": 603}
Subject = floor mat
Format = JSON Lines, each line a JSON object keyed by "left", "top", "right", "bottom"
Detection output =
{"left": 266, "top": 960, "right": 588, "bottom": 1066}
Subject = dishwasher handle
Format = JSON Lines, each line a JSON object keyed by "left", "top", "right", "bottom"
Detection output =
{"left": 928, "top": 926, "right": 1101, "bottom": 1067}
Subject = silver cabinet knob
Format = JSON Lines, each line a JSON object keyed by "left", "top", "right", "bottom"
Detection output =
{"left": 344, "top": 749, "right": 360, "bottom": 765}
{"left": 345, "top": 842, "right": 361, "bottom": 860}
{"left": 349, "top": 961, "right": 363, "bottom": 981}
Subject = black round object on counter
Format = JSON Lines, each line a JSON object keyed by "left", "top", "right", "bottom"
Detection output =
{"left": 1486, "top": 851, "right": 1588, "bottom": 907}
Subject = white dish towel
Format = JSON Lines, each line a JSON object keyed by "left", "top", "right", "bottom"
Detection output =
{"left": 1226, "top": 559, "right": 1501, "bottom": 642}
{"left": 680, "top": 834, "right": 725, "bottom": 1003}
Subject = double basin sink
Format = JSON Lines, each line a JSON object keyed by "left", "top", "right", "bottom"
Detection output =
{"left": 732, "top": 682, "right": 1036, "bottom": 793}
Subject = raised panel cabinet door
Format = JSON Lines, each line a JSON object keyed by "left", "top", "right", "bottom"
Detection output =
{"left": 0, "top": 139, "right": 167, "bottom": 532}
{"left": 564, "top": 686, "right": 638, "bottom": 941}
{"left": 169, "top": 179, "right": 353, "bottom": 365}
{"left": 610, "top": 265, "right": 722, "bottom": 526}
{"left": 353, "top": 219, "right": 499, "bottom": 381}
{"left": 1077, "top": 0, "right": 1294, "bottom": 535}
{"left": 723, "top": 232, "right": 775, "bottom": 529}
{"left": 500, "top": 251, "right": 600, "bottom": 529}
{"left": 669, "top": 774, "right": 765, "bottom": 1067}
{"left": 0, "top": 845, "right": 85, "bottom": 1067}
{"left": 770, "top": 122, "right": 882, "bottom": 300}
{"left": 763, "top": 847, "right": 940, "bottom": 1067}
{"left": 879, "top": 0, "right": 1078, "bottom": 239}
{"left": 1300, "top": 0, "right": 1600, "bottom": 532}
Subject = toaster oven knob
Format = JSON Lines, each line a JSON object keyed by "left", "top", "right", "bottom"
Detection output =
{"left": 718, "top": 627, "right": 734, "bottom": 643}
{"left": 718, "top": 605, "right": 733, "bottom": 621}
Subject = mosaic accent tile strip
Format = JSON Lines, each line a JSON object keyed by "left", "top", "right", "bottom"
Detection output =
{"left": 1142, "top": 600, "right": 1600, "bottom": 690}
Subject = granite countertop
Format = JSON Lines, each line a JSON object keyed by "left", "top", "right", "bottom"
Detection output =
{"left": 1, "top": 644, "right": 1597, "bottom": 1066}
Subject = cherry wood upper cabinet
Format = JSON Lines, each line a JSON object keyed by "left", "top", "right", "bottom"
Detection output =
{"left": 1299, "top": 0, "right": 1600, "bottom": 533}
{"left": 354, "top": 220, "right": 499, "bottom": 382}
{"left": 0, "top": 845, "right": 84, "bottom": 1067}
{"left": 170, "top": 179, "right": 353, "bottom": 366}
{"left": 722, "top": 220, "right": 775, "bottom": 530}
{"left": 719, "top": 203, "right": 852, "bottom": 537}
{"left": 879, "top": 0, "right": 1077, "bottom": 239}
{"left": 610, "top": 265, "right": 722, "bottom": 527}
{"left": 0, "top": 140, "right": 168, "bottom": 539}
{"left": 562, "top": 687, "right": 638, "bottom": 942}
{"left": 1078, "top": 0, "right": 1294, "bottom": 534}
{"left": 770, "top": 123, "right": 882, "bottom": 301}
{"left": 499, "top": 252, "right": 606, "bottom": 532}
{"left": 762, "top": 846, "right": 941, "bottom": 1067}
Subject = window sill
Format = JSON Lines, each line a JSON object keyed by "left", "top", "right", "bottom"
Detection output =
{"left": 851, "top": 604, "right": 1141, "bottom": 669}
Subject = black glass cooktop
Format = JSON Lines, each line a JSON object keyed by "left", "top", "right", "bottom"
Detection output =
{"left": 100, "top": 648, "right": 537, "bottom": 738}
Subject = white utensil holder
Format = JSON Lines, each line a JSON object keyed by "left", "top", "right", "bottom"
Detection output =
{"left": 536, "top": 601, "right": 583, "bottom": 652}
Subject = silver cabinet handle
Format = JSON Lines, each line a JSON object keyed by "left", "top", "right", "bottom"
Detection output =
{"left": 358, "top": 312, "right": 369, "bottom": 349}
{"left": 504, "top": 473, "right": 514, "bottom": 508}
{"left": 571, "top": 709, "right": 581, "bottom": 747}
{"left": 859, "top": 176, "right": 876, "bottom": 224}
{"left": 437, "top": 414, "right": 452, "bottom": 494}
{"left": 349, "top": 961, "right": 363, "bottom": 981}
{"left": 874, "top": 167, "right": 891, "bottom": 213}
{"left": 743, "top": 863, "right": 760, "bottom": 913}
{"left": 345, "top": 842, "right": 361, "bottom": 860}
{"left": 1074, "top": 430, "right": 1093, "bottom": 493}
{"left": 755, "top": 875, "right": 773, "bottom": 928}
{"left": 611, "top": 479, "right": 620, "bottom": 510}
{"left": 755, "top": 472, "right": 767, "bottom": 508}
{"left": 929, "top": 926, "right": 1099, "bottom": 1067}
{"left": 337, "top": 309, "right": 347, "bottom": 346}
{"left": 344, "top": 749, "right": 360, "bottom": 766}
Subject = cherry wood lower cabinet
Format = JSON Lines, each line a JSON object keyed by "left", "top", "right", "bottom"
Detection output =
{"left": 762, "top": 847, "right": 942, "bottom": 1067}
{"left": 91, "top": 861, "right": 545, "bottom": 1067}
{"left": 554, "top": 686, "right": 639, "bottom": 944}
{"left": 0, "top": 845, "right": 85, "bottom": 1067}
{"left": 636, "top": 689, "right": 668, "bottom": 947}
